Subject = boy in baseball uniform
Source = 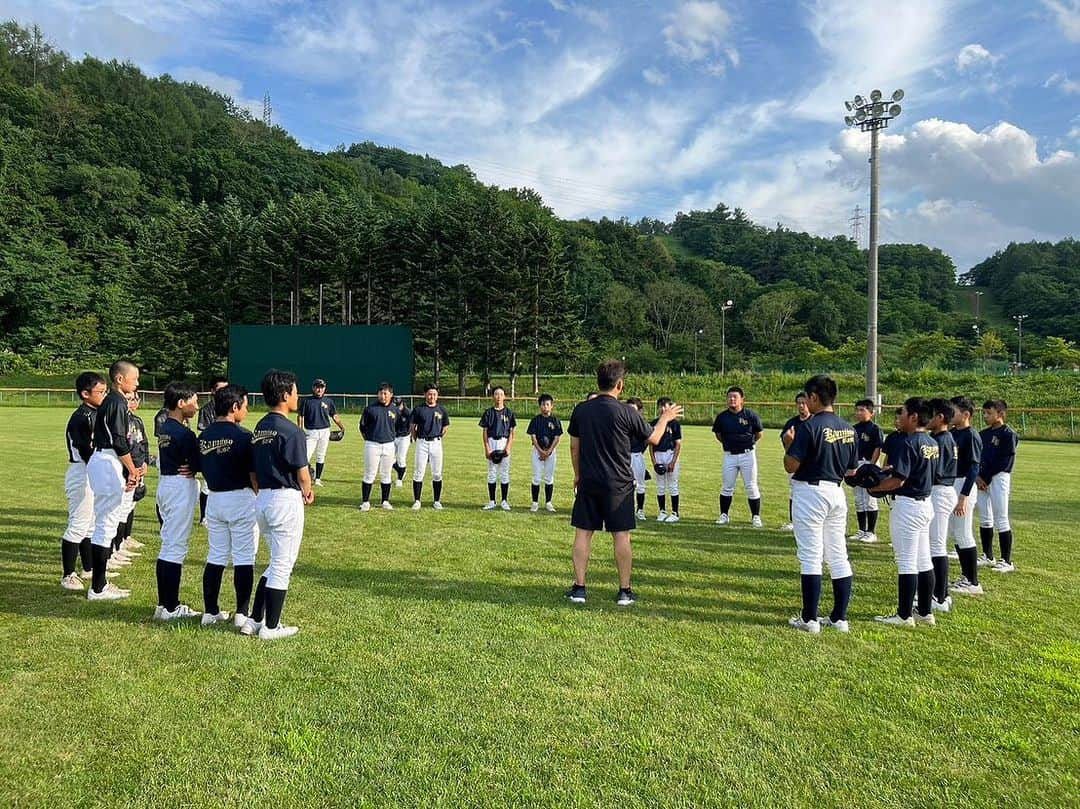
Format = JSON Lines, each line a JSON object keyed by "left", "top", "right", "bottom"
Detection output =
{"left": 712, "top": 386, "right": 764, "bottom": 527}
{"left": 650, "top": 397, "right": 683, "bottom": 523}
{"left": 479, "top": 386, "right": 516, "bottom": 511}
{"left": 527, "top": 394, "right": 563, "bottom": 512}
{"left": 778, "top": 392, "right": 811, "bottom": 532}
{"left": 977, "top": 399, "right": 1019, "bottom": 573}
{"left": 948, "top": 396, "right": 984, "bottom": 595}
{"left": 850, "top": 398, "right": 885, "bottom": 543}
{"left": 60, "top": 372, "right": 107, "bottom": 591}
{"left": 626, "top": 397, "right": 649, "bottom": 520}
{"left": 297, "top": 378, "right": 344, "bottom": 487}
{"left": 928, "top": 398, "right": 958, "bottom": 613}
{"left": 392, "top": 397, "right": 412, "bottom": 488}
{"left": 410, "top": 384, "right": 450, "bottom": 510}
{"left": 197, "top": 377, "right": 228, "bottom": 525}
{"left": 359, "top": 383, "right": 400, "bottom": 511}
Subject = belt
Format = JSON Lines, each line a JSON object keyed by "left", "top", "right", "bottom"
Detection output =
{"left": 420, "top": 436, "right": 441, "bottom": 441}
{"left": 726, "top": 448, "right": 753, "bottom": 455}
{"left": 897, "top": 494, "right": 929, "bottom": 501}
{"left": 803, "top": 479, "right": 841, "bottom": 487}
{"left": 936, "top": 479, "right": 956, "bottom": 487}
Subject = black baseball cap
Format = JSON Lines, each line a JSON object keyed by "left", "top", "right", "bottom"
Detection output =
{"left": 313, "top": 379, "right": 326, "bottom": 388}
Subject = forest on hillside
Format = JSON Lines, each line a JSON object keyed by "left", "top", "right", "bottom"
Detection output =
{"left": 1, "top": 23, "right": 1078, "bottom": 388}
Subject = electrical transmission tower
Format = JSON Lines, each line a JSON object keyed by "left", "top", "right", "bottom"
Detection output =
{"left": 262, "top": 92, "right": 272, "bottom": 126}
{"left": 849, "top": 204, "right": 864, "bottom": 246}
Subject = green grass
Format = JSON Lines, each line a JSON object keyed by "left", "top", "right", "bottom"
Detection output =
{"left": 1, "top": 408, "right": 1078, "bottom": 808}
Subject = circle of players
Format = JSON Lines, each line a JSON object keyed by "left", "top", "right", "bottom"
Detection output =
{"left": 59, "top": 362, "right": 1019, "bottom": 638}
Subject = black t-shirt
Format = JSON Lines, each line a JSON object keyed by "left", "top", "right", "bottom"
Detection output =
{"left": 300, "top": 396, "right": 337, "bottom": 430}
{"left": 711, "top": 408, "right": 762, "bottom": 452}
{"left": 412, "top": 405, "right": 450, "bottom": 439}
{"left": 158, "top": 418, "right": 201, "bottom": 476}
{"left": 128, "top": 413, "right": 149, "bottom": 468}
{"left": 650, "top": 418, "right": 682, "bottom": 453}
{"left": 780, "top": 415, "right": 810, "bottom": 446}
{"left": 979, "top": 425, "right": 1018, "bottom": 480}
{"left": 197, "top": 400, "right": 216, "bottom": 432}
{"left": 787, "top": 411, "right": 856, "bottom": 483}
{"left": 527, "top": 414, "right": 564, "bottom": 450}
{"left": 568, "top": 396, "right": 652, "bottom": 494}
{"left": 629, "top": 414, "right": 647, "bottom": 454}
{"left": 479, "top": 407, "right": 517, "bottom": 440}
{"left": 252, "top": 412, "right": 308, "bottom": 490}
{"left": 395, "top": 405, "right": 412, "bottom": 437}
{"left": 199, "top": 421, "right": 255, "bottom": 492}
{"left": 853, "top": 420, "right": 885, "bottom": 462}
{"left": 951, "top": 426, "right": 982, "bottom": 496}
{"left": 66, "top": 403, "right": 97, "bottom": 463}
{"left": 932, "top": 430, "right": 958, "bottom": 485}
{"left": 93, "top": 390, "right": 132, "bottom": 456}
{"left": 153, "top": 408, "right": 169, "bottom": 438}
{"left": 360, "top": 403, "right": 399, "bottom": 443}
{"left": 881, "top": 430, "right": 907, "bottom": 464}
{"left": 891, "top": 432, "right": 938, "bottom": 498}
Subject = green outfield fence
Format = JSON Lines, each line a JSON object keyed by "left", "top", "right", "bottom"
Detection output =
{"left": 5, "top": 388, "right": 1080, "bottom": 442}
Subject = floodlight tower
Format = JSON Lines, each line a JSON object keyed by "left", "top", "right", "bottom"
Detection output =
{"left": 843, "top": 88, "right": 904, "bottom": 406}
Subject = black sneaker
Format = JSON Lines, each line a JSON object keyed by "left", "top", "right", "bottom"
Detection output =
{"left": 616, "top": 588, "right": 638, "bottom": 606}
{"left": 564, "top": 584, "right": 587, "bottom": 604}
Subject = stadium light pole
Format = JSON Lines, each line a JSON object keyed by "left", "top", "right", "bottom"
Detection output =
{"left": 693, "top": 328, "right": 704, "bottom": 374}
{"left": 844, "top": 88, "right": 905, "bottom": 407}
{"left": 720, "top": 300, "right": 734, "bottom": 375}
{"left": 974, "top": 290, "right": 983, "bottom": 325}
{"left": 1013, "top": 313, "right": 1029, "bottom": 369}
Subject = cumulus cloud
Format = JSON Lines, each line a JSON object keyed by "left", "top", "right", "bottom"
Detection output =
{"left": 547, "top": 0, "right": 609, "bottom": 29}
{"left": 955, "top": 43, "right": 997, "bottom": 72}
{"left": 1046, "top": 71, "right": 1080, "bottom": 94}
{"left": 642, "top": 67, "right": 669, "bottom": 86}
{"left": 169, "top": 66, "right": 263, "bottom": 118}
{"left": 663, "top": 1, "right": 738, "bottom": 73}
{"left": 1043, "top": 0, "right": 1080, "bottom": 41}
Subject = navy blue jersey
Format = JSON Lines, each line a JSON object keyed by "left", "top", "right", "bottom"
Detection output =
{"left": 891, "top": 432, "right": 938, "bottom": 499}
{"left": 360, "top": 403, "right": 399, "bottom": 443}
{"left": 300, "top": 396, "right": 337, "bottom": 430}
{"left": 412, "top": 405, "right": 450, "bottom": 439}
{"left": 66, "top": 403, "right": 97, "bottom": 463}
{"left": 711, "top": 408, "right": 762, "bottom": 453}
{"left": 252, "top": 412, "right": 308, "bottom": 490}
{"left": 881, "top": 430, "right": 907, "bottom": 464}
{"left": 568, "top": 396, "right": 652, "bottom": 494}
{"left": 93, "top": 391, "right": 132, "bottom": 456}
{"left": 157, "top": 418, "right": 201, "bottom": 476}
{"left": 650, "top": 418, "right": 682, "bottom": 452}
{"left": 199, "top": 421, "right": 255, "bottom": 492}
{"left": 395, "top": 405, "right": 412, "bottom": 437}
{"left": 479, "top": 407, "right": 517, "bottom": 440}
{"left": 931, "top": 430, "right": 958, "bottom": 485}
{"left": 629, "top": 432, "right": 647, "bottom": 454}
{"left": 527, "top": 414, "right": 563, "bottom": 450}
{"left": 853, "top": 420, "right": 885, "bottom": 462}
{"left": 979, "top": 424, "right": 1018, "bottom": 481}
{"left": 787, "top": 412, "right": 856, "bottom": 483}
{"left": 951, "top": 426, "right": 982, "bottom": 496}
{"left": 153, "top": 407, "right": 169, "bottom": 438}
{"left": 780, "top": 415, "right": 811, "bottom": 446}
{"left": 128, "top": 413, "right": 149, "bottom": 468}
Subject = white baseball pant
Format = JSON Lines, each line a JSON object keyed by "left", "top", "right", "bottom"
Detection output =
{"left": 891, "top": 495, "right": 934, "bottom": 574}
{"left": 256, "top": 488, "right": 304, "bottom": 590}
{"left": 394, "top": 435, "right": 411, "bottom": 469}
{"left": 121, "top": 485, "right": 135, "bottom": 520}
{"left": 929, "top": 484, "right": 958, "bottom": 557}
{"left": 304, "top": 428, "right": 331, "bottom": 464}
{"left": 721, "top": 450, "right": 760, "bottom": 498}
{"left": 88, "top": 450, "right": 125, "bottom": 549}
{"left": 363, "top": 441, "right": 395, "bottom": 484}
{"left": 630, "top": 452, "right": 646, "bottom": 495}
{"left": 206, "top": 489, "right": 259, "bottom": 567}
{"left": 413, "top": 438, "right": 445, "bottom": 482}
{"left": 200, "top": 478, "right": 209, "bottom": 497}
{"left": 791, "top": 480, "right": 851, "bottom": 578}
{"left": 486, "top": 437, "right": 510, "bottom": 484}
{"left": 652, "top": 449, "right": 679, "bottom": 496}
{"left": 63, "top": 461, "right": 93, "bottom": 544}
{"left": 531, "top": 447, "right": 557, "bottom": 485}
{"left": 949, "top": 480, "right": 977, "bottom": 550}
{"left": 976, "top": 473, "right": 1012, "bottom": 532}
{"left": 852, "top": 463, "right": 879, "bottom": 512}
{"left": 157, "top": 475, "right": 199, "bottom": 564}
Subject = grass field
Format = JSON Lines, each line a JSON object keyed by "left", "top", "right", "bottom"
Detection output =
{"left": 1, "top": 407, "right": 1077, "bottom": 808}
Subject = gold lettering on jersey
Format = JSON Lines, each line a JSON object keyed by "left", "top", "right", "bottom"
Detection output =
{"left": 739, "top": 417, "right": 747, "bottom": 426}
{"left": 159, "top": 435, "right": 172, "bottom": 448}
{"left": 252, "top": 430, "right": 278, "bottom": 444}
{"left": 435, "top": 413, "right": 442, "bottom": 420}
{"left": 823, "top": 428, "right": 855, "bottom": 444}
{"left": 922, "top": 444, "right": 941, "bottom": 460}
{"left": 992, "top": 436, "right": 1000, "bottom": 446}
{"left": 200, "top": 439, "right": 234, "bottom": 456}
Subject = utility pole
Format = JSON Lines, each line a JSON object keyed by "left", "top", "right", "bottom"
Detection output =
{"left": 1014, "top": 314, "right": 1029, "bottom": 370}
{"left": 262, "top": 92, "right": 272, "bottom": 126}
{"left": 720, "top": 300, "right": 734, "bottom": 376}
{"left": 849, "top": 205, "right": 864, "bottom": 246}
{"left": 318, "top": 283, "right": 324, "bottom": 325}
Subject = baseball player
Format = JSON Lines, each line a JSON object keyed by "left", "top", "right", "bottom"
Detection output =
{"left": 297, "top": 378, "right": 344, "bottom": 487}
{"left": 198, "top": 383, "right": 259, "bottom": 628}
{"left": 626, "top": 397, "right": 649, "bottom": 520}
{"left": 410, "top": 384, "right": 450, "bottom": 510}
{"left": 85, "top": 360, "right": 141, "bottom": 602}
{"left": 197, "top": 377, "right": 228, "bottom": 525}
{"left": 60, "top": 372, "right": 108, "bottom": 591}
{"left": 359, "top": 382, "right": 400, "bottom": 511}
{"left": 782, "top": 375, "right": 857, "bottom": 633}
{"left": 527, "top": 394, "right": 563, "bottom": 512}
{"left": 948, "top": 396, "right": 985, "bottom": 595}
{"left": 109, "top": 392, "right": 149, "bottom": 569}
{"left": 928, "top": 398, "right": 958, "bottom": 613}
{"left": 977, "top": 399, "right": 1019, "bottom": 573}
{"left": 243, "top": 369, "right": 313, "bottom": 640}
{"left": 712, "top": 386, "right": 764, "bottom": 527}
{"left": 649, "top": 397, "right": 683, "bottom": 523}
{"left": 392, "top": 397, "right": 412, "bottom": 489}
{"left": 479, "top": 386, "right": 516, "bottom": 511}
{"left": 880, "top": 407, "right": 907, "bottom": 464}
{"left": 778, "top": 392, "right": 811, "bottom": 532}
{"left": 154, "top": 382, "right": 202, "bottom": 621}
{"left": 870, "top": 397, "right": 940, "bottom": 628}
{"left": 152, "top": 403, "right": 170, "bottom": 527}
{"left": 850, "top": 398, "right": 885, "bottom": 543}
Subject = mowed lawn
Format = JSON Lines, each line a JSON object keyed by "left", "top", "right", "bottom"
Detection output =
{"left": 0, "top": 407, "right": 1077, "bottom": 808}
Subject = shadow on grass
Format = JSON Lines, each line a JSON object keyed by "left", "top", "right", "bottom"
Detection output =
{"left": 0, "top": 577, "right": 153, "bottom": 623}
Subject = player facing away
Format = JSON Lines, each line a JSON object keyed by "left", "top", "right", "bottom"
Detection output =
{"left": 358, "top": 383, "right": 400, "bottom": 511}
{"left": 565, "top": 360, "right": 684, "bottom": 606}
{"left": 297, "top": 378, "right": 345, "bottom": 487}
{"left": 479, "top": 386, "right": 517, "bottom": 511}
{"left": 60, "top": 372, "right": 108, "bottom": 591}
{"left": 871, "top": 397, "right": 941, "bottom": 628}
{"left": 244, "top": 369, "right": 314, "bottom": 640}
{"left": 649, "top": 397, "right": 683, "bottom": 523}
{"left": 782, "top": 375, "right": 857, "bottom": 634}
{"left": 778, "top": 392, "right": 811, "bottom": 532}
{"left": 527, "top": 394, "right": 563, "bottom": 512}
{"left": 850, "top": 398, "right": 885, "bottom": 543}
{"left": 410, "top": 384, "right": 450, "bottom": 510}
{"left": 107, "top": 392, "right": 149, "bottom": 573}
{"left": 948, "top": 396, "right": 985, "bottom": 595}
{"left": 626, "top": 397, "right": 649, "bottom": 520}
{"left": 977, "top": 399, "right": 1019, "bottom": 573}
{"left": 154, "top": 382, "right": 202, "bottom": 621}
{"left": 86, "top": 360, "right": 141, "bottom": 602}
{"left": 198, "top": 384, "right": 260, "bottom": 628}
{"left": 392, "top": 397, "right": 412, "bottom": 489}
{"left": 712, "top": 386, "right": 764, "bottom": 527}
{"left": 927, "top": 399, "right": 959, "bottom": 613}
{"left": 196, "top": 377, "right": 228, "bottom": 525}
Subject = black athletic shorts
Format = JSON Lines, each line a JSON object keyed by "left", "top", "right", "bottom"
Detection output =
{"left": 571, "top": 486, "right": 636, "bottom": 532}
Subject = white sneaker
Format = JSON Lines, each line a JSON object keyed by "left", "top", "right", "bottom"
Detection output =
{"left": 780, "top": 522, "right": 794, "bottom": 532}
{"left": 411, "top": 500, "right": 422, "bottom": 511}
{"left": 60, "top": 573, "right": 84, "bottom": 591}
{"left": 314, "top": 479, "right": 323, "bottom": 487}
{"left": 859, "top": 532, "right": 879, "bottom": 544}
{"left": 950, "top": 578, "right": 985, "bottom": 596}
{"left": 820, "top": 616, "right": 850, "bottom": 633}
{"left": 105, "top": 557, "right": 128, "bottom": 572}
{"left": 715, "top": 513, "right": 730, "bottom": 526}
{"left": 848, "top": 531, "right": 866, "bottom": 542}
{"left": 657, "top": 510, "right": 668, "bottom": 522}
{"left": 359, "top": 501, "right": 371, "bottom": 512}
{"left": 200, "top": 610, "right": 231, "bottom": 626}
{"left": 913, "top": 611, "right": 937, "bottom": 626}
{"left": 381, "top": 501, "right": 393, "bottom": 511}
{"left": 977, "top": 554, "right": 996, "bottom": 567}
{"left": 530, "top": 502, "right": 540, "bottom": 513}
{"left": 122, "top": 537, "right": 145, "bottom": 550}
{"left": 636, "top": 509, "right": 646, "bottom": 521}
{"left": 87, "top": 583, "right": 130, "bottom": 601}
{"left": 788, "top": 616, "right": 821, "bottom": 634}
{"left": 200, "top": 518, "right": 207, "bottom": 527}
{"left": 78, "top": 568, "right": 94, "bottom": 580}
{"left": 751, "top": 515, "right": 763, "bottom": 529}
{"left": 501, "top": 500, "right": 511, "bottom": 511}
{"left": 396, "top": 479, "right": 403, "bottom": 488}
{"left": 259, "top": 624, "right": 299, "bottom": 641}
{"left": 240, "top": 617, "right": 263, "bottom": 636}
{"left": 233, "top": 613, "right": 249, "bottom": 629}
{"left": 874, "top": 614, "right": 915, "bottom": 627}
{"left": 665, "top": 513, "right": 680, "bottom": 524}
{"left": 115, "top": 548, "right": 140, "bottom": 559}
{"left": 930, "top": 596, "right": 952, "bottom": 613}
{"left": 432, "top": 501, "right": 444, "bottom": 511}
{"left": 482, "top": 501, "right": 497, "bottom": 511}
{"left": 991, "top": 560, "right": 1015, "bottom": 573}
{"left": 154, "top": 604, "right": 202, "bottom": 621}
{"left": 545, "top": 502, "right": 556, "bottom": 513}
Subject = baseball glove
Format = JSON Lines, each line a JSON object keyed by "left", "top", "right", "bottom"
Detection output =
{"left": 848, "top": 464, "right": 890, "bottom": 491}
{"left": 133, "top": 481, "right": 147, "bottom": 502}
{"left": 489, "top": 449, "right": 507, "bottom": 464}
{"left": 329, "top": 429, "right": 345, "bottom": 442}
{"left": 653, "top": 463, "right": 668, "bottom": 476}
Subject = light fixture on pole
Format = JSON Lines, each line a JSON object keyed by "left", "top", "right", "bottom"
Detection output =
{"left": 1013, "top": 313, "right": 1029, "bottom": 369}
{"left": 844, "top": 87, "right": 904, "bottom": 406}
{"left": 973, "top": 289, "right": 983, "bottom": 325}
{"left": 693, "top": 328, "right": 704, "bottom": 374}
{"left": 720, "top": 300, "right": 734, "bottom": 376}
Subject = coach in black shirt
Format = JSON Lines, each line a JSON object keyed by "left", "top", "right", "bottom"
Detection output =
{"left": 565, "top": 359, "right": 683, "bottom": 607}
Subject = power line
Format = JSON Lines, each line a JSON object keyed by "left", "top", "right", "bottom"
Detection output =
{"left": 262, "top": 92, "right": 272, "bottom": 126}
{"left": 849, "top": 204, "right": 864, "bottom": 246}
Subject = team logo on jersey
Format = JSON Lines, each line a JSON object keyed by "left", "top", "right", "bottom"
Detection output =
{"left": 547, "top": 421, "right": 555, "bottom": 430}
{"left": 992, "top": 436, "right": 1000, "bottom": 446}
{"left": 321, "top": 402, "right": 328, "bottom": 410}
{"left": 159, "top": 435, "right": 172, "bottom": 448}
{"left": 823, "top": 427, "right": 855, "bottom": 444}
{"left": 435, "top": 412, "right": 442, "bottom": 420}
{"left": 200, "top": 438, "right": 234, "bottom": 455}
{"left": 739, "top": 417, "right": 748, "bottom": 426}
{"left": 252, "top": 430, "right": 277, "bottom": 444}
{"left": 921, "top": 444, "right": 941, "bottom": 460}
{"left": 389, "top": 411, "right": 396, "bottom": 420}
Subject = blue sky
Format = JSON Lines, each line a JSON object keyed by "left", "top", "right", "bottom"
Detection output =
{"left": 3, "top": 0, "right": 1079, "bottom": 270}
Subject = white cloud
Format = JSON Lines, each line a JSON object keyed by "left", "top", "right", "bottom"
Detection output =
{"left": 955, "top": 43, "right": 997, "bottom": 72}
{"left": 1046, "top": 71, "right": 1080, "bottom": 94}
{"left": 547, "top": 0, "right": 608, "bottom": 29}
{"left": 663, "top": 1, "right": 738, "bottom": 73}
{"left": 169, "top": 66, "right": 263, "bottom": 118}
{"left": 1043, "top": 0, "right": 1080, "bottom": 41}
{"left": 642, "top": 67, "right": 669, "bottom": 86}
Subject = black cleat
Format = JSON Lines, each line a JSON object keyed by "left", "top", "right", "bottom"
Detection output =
{"left": 616, "top": 588, "right": 638, "bottom": 606}
{"left": 564, "top": 584, "right": 587, "bottom": 604}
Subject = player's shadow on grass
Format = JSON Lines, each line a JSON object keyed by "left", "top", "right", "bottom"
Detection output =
{"left": 0, "top": 578, "right": 151, "bottom": 623}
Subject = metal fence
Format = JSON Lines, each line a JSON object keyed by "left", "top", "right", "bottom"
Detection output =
{"left": 4, "top": 388, "right": 1079, "bottom": 441}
